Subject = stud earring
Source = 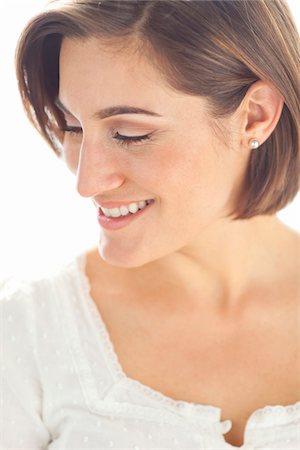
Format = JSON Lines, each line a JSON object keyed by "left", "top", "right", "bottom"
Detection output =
{"left": 249, "top": 138, "right": 260, "bottom": 149}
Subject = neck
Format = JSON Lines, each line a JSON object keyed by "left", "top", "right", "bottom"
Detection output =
{"left": 137, "top": 215, "right": 295, "bottom": 311}
{"left": 87, "top": 214, "right": 297, "bottom": 313}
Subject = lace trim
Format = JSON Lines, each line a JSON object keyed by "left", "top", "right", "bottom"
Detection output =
{"left": 74, "top": 251, "right": 300, "bottom": 426}
{"left": 86, "top": 399, "right": 231, "bottom": 434}
{"left": 75, "top": 253, "right": 222, "bottom": 419}
{"left": 246, "top": 402, "right": 300, "bottom": 427}
{"left": 122, "top": 377, "right": 222, "bottom": 418}
{"left": 52, "top": 263, "right": 100, "bottom": 407}
{"left": 76, "top": 252, "right": 124, "bottom": 382}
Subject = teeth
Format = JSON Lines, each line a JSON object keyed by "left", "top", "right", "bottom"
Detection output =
{"left": 138, "top": 200, "right": 146, "bottom": 209}
{"left": 120, "top": 206, "right": 130, "bottom": 216}
{"left": 128, "top": 203, "right": 139, "bottom": 214}
{"left": 101, "top": 207, "right": 111, "bottom": 216}
{"left": 101, "top": 199, "right": 153, "bottom": 218}
{"left": 110, "top": 208, "right": 122, "bottom": 218}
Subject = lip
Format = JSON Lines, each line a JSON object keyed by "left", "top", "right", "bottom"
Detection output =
{"left": 95, "top": 199, "right": 154, "bottom": 209}
{"left": 97, "top": 199, "right": 155, "bottom": 230}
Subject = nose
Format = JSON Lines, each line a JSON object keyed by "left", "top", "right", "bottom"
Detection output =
{"left": 76, "top": 136, "right": 126, "bottom": 198}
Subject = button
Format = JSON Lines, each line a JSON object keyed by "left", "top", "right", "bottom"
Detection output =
{"left": 221, "top": 419, "right": 232, "bottom": 433}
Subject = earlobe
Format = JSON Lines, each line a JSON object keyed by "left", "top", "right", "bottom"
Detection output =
{"left": 248, "top": 138, "right": 260, "bottom": 149}
{"left": 241, "top": 80, "right": 284, "bottom": 149}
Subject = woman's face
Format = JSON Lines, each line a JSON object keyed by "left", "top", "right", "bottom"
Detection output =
{"left": 58, "top": 37, "right": 248, "bottom": 268}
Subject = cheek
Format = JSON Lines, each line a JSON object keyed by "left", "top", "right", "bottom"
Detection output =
{"left": 145, "top": 141, "right": 215, "bottom": 195}
{"left": 149, "top": 139, "right": 238, "bottom": 215}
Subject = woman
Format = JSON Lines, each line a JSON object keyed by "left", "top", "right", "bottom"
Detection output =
{"left": 1, "top": 0, "right": 299, "bottom": 448}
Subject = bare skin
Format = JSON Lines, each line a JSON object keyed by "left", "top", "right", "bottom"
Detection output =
{"left": 85, "top": 233, "right": 300, "bottom": 447}
{"left": 58, "top": 37, "right": 300, "bottom": 447}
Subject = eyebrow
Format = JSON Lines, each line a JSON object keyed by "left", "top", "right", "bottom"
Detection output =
{"left": 54, "top": 98, "right": 163, "bottom": 119}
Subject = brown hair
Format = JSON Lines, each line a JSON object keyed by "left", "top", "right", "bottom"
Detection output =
{"left": 15, "top": 0, "right": 300, "bottom": 219}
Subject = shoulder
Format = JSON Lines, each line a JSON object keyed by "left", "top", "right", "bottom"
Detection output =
{"left": 270, "top": 225, "right": 300, "bottom": 314}
{"left": 0, "top": 253, "right": 84, "bottom": 355}
{"left": 270, "top": 221, "right": 300, "bottom": 279}
{"left": 1, "top": 252, "right": 85, "bottom": 308}
{"left": 0, "top": 255, "right": 85, "bottom": 384}
{"left": 0, "top": 276, "right": 39, "bottom": 328}
{"left": 0, "top": 276, "right": 54, "bottom": 447}
{"left": 0, "top": 274, "right": 51, "bottom": 354}
{"left": 280, "top": 226, "right": 300, "bottom": 289}
{"left": 0, "top": 268, "right": 59, "bottom": 321}
{"left": 0, "top": 276, "right": 44, "bottom": 390}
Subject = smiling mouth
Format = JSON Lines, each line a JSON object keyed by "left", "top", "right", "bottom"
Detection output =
{"left": 99, "top": 199, "right": 155, "bottom": 218}
{"left": 97, "top": 199, "right": 155, "bottom": 230}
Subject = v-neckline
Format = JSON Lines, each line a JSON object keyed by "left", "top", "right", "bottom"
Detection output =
{"left": 73, "top": 251, "right": 300, "bottom": 449}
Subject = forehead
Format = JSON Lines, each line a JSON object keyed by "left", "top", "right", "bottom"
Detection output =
{"left": 59, "top": 37, "right": 171, "bottom": 104}
{"left": 58, "top": 36, "right": 211, "bottom": 123}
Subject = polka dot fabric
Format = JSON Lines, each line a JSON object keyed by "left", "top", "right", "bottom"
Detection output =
{"left": 0, "top": 254, "right": 299, "bottom": 450}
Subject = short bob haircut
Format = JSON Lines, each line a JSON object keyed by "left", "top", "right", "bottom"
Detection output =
{"left": 15, "top": 0, "right": 300, "bottom": 220}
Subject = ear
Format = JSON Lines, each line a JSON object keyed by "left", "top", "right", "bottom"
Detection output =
{"left": 239, "top": 80, "right": 284, "bottom": 149}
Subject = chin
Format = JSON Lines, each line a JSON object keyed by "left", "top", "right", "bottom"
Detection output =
{"left": 96, "top": 238, "right": 154, "bottom": 269}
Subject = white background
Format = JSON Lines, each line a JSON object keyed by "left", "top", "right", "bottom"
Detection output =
{"left": 1, "top": 1, "right": 299, "bottom": 278}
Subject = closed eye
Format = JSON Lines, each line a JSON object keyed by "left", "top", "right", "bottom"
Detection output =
{"left": 112, "top": 131, "right": 152, "bottom": 147}
{"left": 62, "top": 126, "right": 153, "bottom": 147}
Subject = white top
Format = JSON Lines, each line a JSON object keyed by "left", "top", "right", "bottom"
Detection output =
{"left": 1, "top": 252, "right": 299, "bottom": 450}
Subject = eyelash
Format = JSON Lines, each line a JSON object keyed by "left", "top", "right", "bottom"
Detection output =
{"left": 62, "top": 126, "right": 152, "bottom": 147}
